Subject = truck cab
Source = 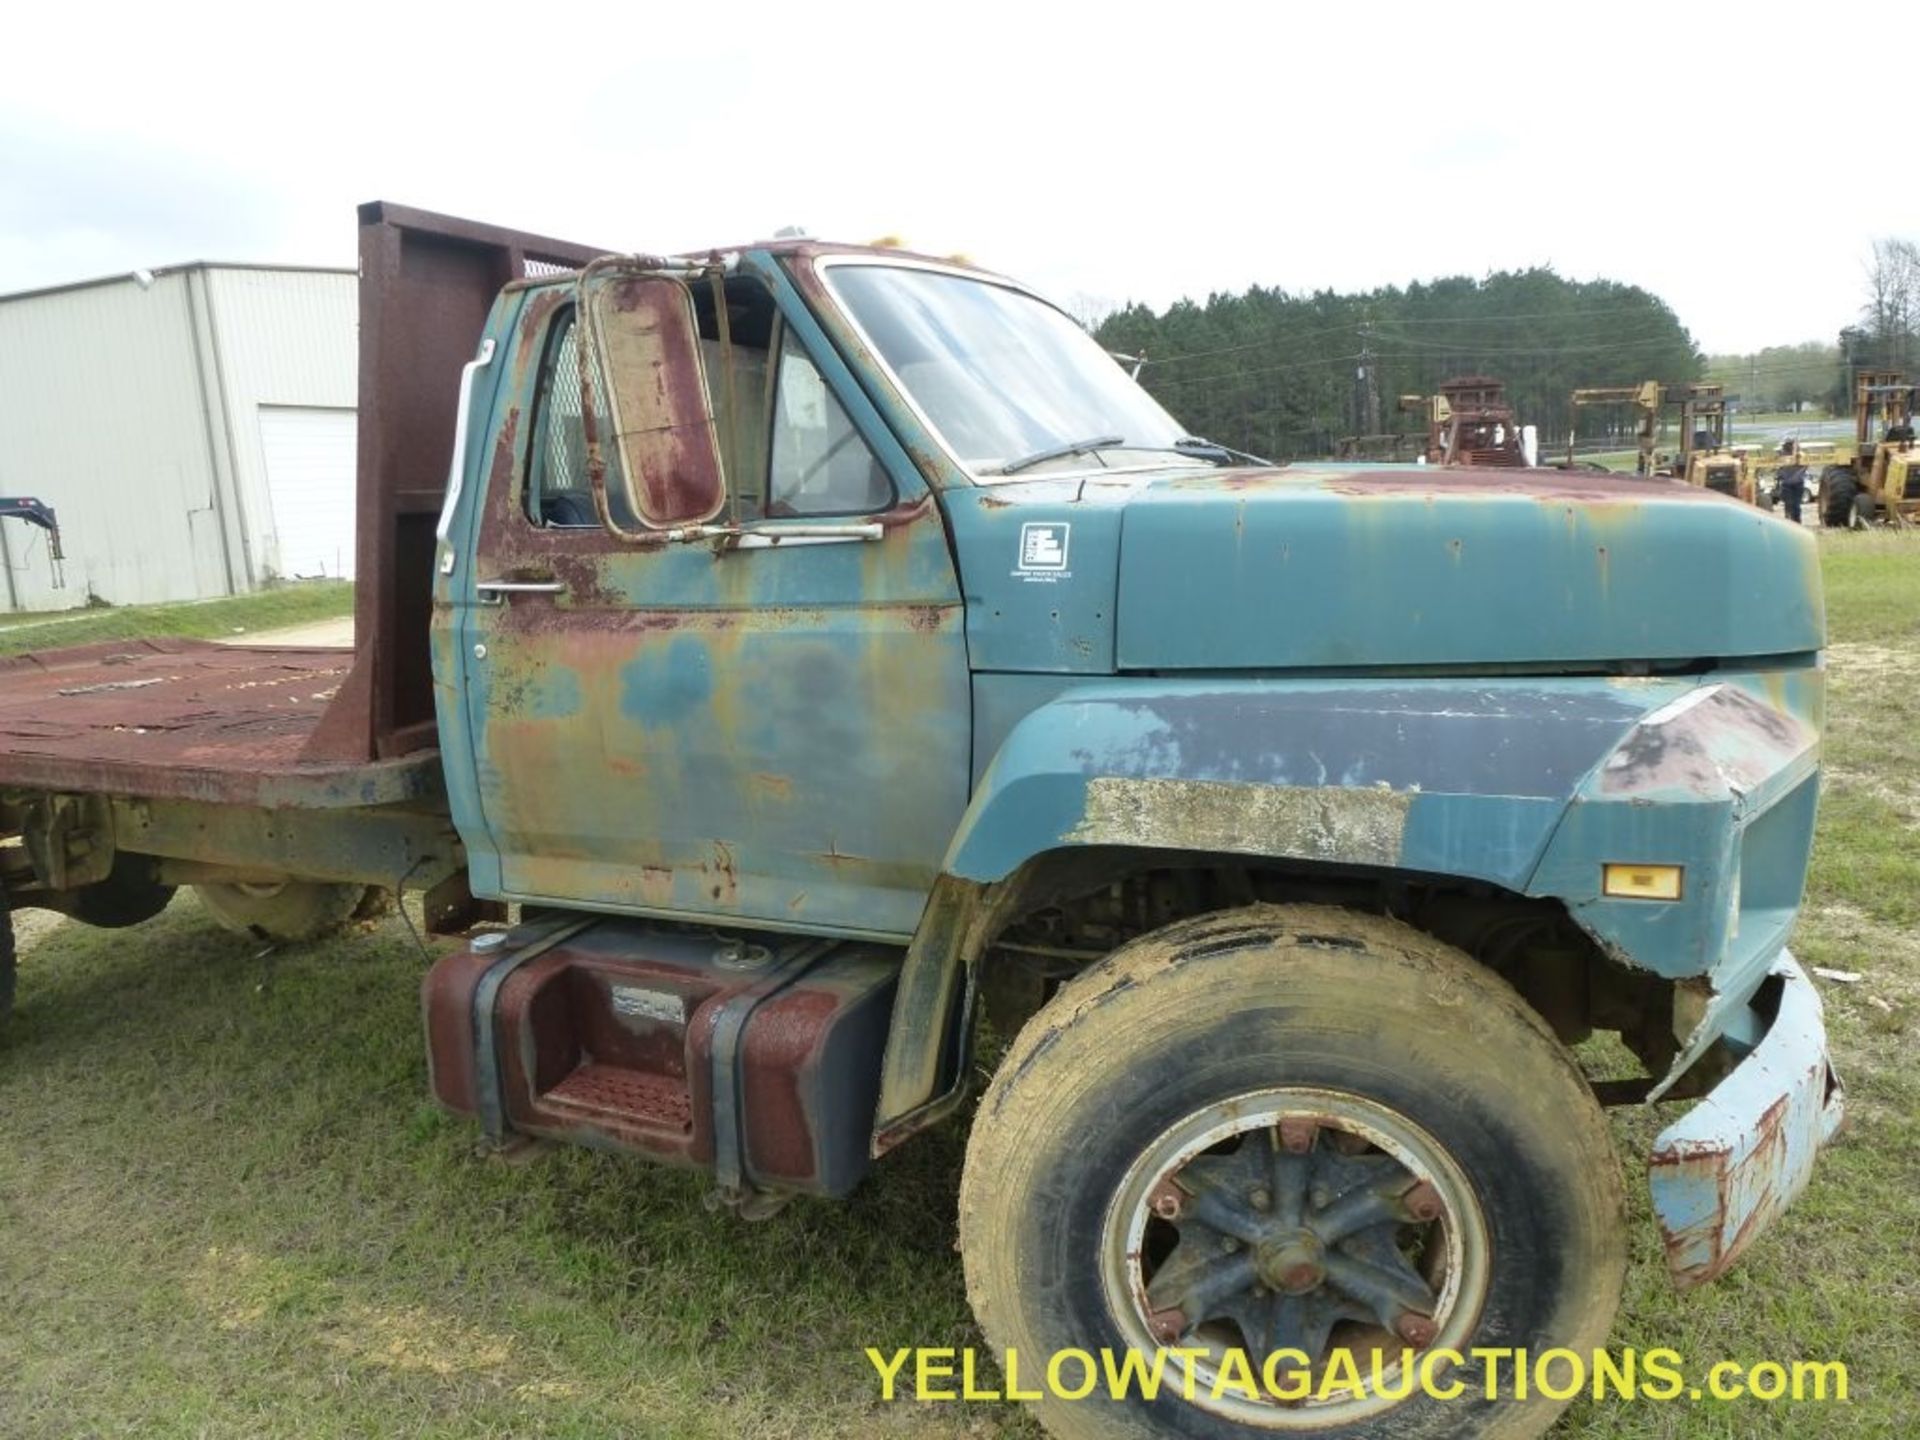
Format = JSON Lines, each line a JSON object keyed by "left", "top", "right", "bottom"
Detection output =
{"left": 2, "top": 205, "right": 1845, "bottom": 1440}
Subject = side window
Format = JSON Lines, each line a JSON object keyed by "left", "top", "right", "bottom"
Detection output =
{"left": 525, "top": 286, "right": 888, "bottom": 528}
{"left": 768, "top": 334, "right": 893, "bottom": 517}
{"left": 525, "top": 308, "right": 637, "bottom": 528}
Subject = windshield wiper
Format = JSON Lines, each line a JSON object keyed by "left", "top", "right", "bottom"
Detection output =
{"left": 1175, "top": 436, "right": 1274, "bottom": 466}
{"left": 999, "top": 434, "right": 1126, "bottom": 476}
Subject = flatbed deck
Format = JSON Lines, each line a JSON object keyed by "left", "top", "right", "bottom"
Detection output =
{"left": 0, "top": 639, "right": 441, "bottom": 809}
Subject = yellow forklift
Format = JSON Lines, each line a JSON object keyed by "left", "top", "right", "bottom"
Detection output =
{"left": 1565, "top": 381, "right": 1755, "bottom": 501}
{"left": 1819, "top": 370, "right": 1917, "bottom": 527}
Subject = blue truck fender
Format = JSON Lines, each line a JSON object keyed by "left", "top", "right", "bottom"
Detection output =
{"left": 943, "top": 679, "right": 1664, "bottom": 889}
{"left": 872, "top": 678, "right": 1666, "bottom": 1146}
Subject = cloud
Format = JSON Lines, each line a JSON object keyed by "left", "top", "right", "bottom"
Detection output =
{"left": 0, "top": 111, "right": 295, "bottom": 290}
{"left": 0, "top": 0, "right": 1903, "bottom": 352}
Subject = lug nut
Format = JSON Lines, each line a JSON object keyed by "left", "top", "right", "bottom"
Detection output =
{"left": 1148, "top": 1307, "right": 1188, "bottom": 1344}
{"left": 1149, "top": 1181, "right": 1185, "bottom": 1221}
{"left": 1279, "top": 1118, "right": 1318, "bottom": 1154}
{"left": 1221, "top": 1236, "right": 1242, "bottom": 1253}
{"left": 1395, "top": 1312, "right": 1438, "bottom": 1348}
{"left": 1402, "top": 1181, "right": 1444, "bottom": 1223}
{"left": 1249, "top": 1185, "right": 1272, "bottom": 1211}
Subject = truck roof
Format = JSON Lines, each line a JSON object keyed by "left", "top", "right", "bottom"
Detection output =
{"left": 502, "top": 238, "right": 1000, "bottom": 292}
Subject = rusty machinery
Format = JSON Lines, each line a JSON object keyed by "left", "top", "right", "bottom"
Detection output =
{"left": 1564, "top": 382, "right": 1755, "bottom": 503}
{"left": 0, "top": 496, "right": 64, "bottom": 589}
{"left": 1398, "top": 376, "right": 1528, "bottom": 467}
{"left": 1818, "top": 369, "right": 1917, "bottom": 528}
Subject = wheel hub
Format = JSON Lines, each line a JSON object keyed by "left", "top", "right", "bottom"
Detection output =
{"left": 1103, "top": 1087, "right": 1490, "bottom": 1429}
{"left": 1256, "top": 1233, "right": 1325, "bottom": 1295}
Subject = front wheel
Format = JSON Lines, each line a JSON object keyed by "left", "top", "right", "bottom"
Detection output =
{"left": 194, "top": 880, "right": 369, "bottom": 942}
{"left": 959, "top": 905, "right": 1626, "bottom": 1440}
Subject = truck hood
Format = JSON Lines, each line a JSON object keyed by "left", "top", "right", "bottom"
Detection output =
{"left": 946, "top": 465, "right": 1824, "bottom": 674}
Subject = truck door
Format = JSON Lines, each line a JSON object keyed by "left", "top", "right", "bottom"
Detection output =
{"left": 452, "top": 264, "right": 970, "bottom": 941}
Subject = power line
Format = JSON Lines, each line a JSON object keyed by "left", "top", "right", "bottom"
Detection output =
{"left": 1371, "top": 330, "right": 1690, "bottom": 356}
{"left": 1146, "top": 352, "right": 1371, "bottom": 390}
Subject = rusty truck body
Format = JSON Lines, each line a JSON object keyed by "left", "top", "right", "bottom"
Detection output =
{"left": 0, "top": 203, "right": 1843, "bottom": 1440}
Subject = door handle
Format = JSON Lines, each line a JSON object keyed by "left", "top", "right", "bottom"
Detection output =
{"left": 475, "top": 578, "right": 566, "bottom": 603}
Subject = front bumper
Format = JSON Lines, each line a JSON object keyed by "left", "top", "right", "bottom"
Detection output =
{"left": 1649, "top": 952, "right": 1844, "bottom": 1288}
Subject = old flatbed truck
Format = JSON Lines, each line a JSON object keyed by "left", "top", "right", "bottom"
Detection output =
{"left": 0, "top": 203, "right": 1843, "bottom": 1439}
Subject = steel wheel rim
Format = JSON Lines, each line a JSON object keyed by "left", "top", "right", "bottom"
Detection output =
{"left": 1100, "top": 1086, "right": 1490, "bottom": 1430}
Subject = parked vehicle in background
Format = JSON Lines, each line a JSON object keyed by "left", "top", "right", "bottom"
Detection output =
{"left": 0, "top": 204, "right": 1844, "bottom": 1440}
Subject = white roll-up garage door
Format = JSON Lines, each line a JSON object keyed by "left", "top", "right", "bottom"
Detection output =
{"left": 258, "top": 406, "right": 357, "bottom": 580}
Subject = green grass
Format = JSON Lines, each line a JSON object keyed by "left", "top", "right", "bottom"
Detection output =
{"left": 0, "top": 581, "right": 354, "bottom": 657}
{"left": 2, "top": 544, "right": 1916, "bottom": 1437}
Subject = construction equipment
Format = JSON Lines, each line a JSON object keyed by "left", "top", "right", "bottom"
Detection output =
{"left": 0, "top": 496, "right": 64, "bottom": 588}
{"left": 1401, "top": 375, "right": 1527, "bottom": 466}
{"left": 1564, "top": 382, "right": 1755, "bottom": 502}
{"left": 1819, "top": 370, "right": 1918, "bottom": 527}
{"left": 1566, "top": 380, "right": 1664, "bottom": 474}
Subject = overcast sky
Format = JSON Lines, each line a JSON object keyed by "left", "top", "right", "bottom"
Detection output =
{"left": 1, "top": 1, "right": 1902, "bottom": 356}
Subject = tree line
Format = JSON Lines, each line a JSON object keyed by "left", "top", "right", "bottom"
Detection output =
{"left": 1092, "top": 268, "right": 1702, "bottom": 461}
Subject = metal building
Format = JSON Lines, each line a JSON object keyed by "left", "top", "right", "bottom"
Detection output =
{"left": 0, "top": 263, "right": 356, "bottom": 612}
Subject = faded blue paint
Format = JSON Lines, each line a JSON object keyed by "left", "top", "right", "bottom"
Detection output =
{"left": 423, "top": 250, "right": 1839, "bottom": 1282}
{"left": 1530, "top": 668, "right": 1822, "bottom": 983}
{"left": 431, "top": 287, "right": 523, "bottom": 874}
{"left": 942, "top": 482, "right": 1129, "bottom": 673}
{"left": 949, "top": 677, "right": 1666, "bottom": 889}
{"left": 620, "top": 634, "right": 713, "bottom": 728}
{"left": 432, "top": 261, "right": 970, "bottom": 942}
{"left": 1649, "top": 953, "right": 1845, "bottom": 1287}
{"left": 1114, "top": 467, "right": 1824, "bottom": 670}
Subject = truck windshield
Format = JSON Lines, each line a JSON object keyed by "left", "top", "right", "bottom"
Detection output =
{"left": 824, "top": 264, "right": 1198, "bottom": 481}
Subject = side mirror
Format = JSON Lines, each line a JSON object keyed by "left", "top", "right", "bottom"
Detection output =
{"left": 578, "top": 264, "right": 727, "bottom": 533}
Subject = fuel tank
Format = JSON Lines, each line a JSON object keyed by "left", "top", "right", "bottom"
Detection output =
{"left": 424, "top": 916, "right": 898, "bottom": 1197}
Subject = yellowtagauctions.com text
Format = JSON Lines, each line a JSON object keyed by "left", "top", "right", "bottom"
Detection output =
{"left": 866, "top": 1346, "right": 1849, "bottom": 1407}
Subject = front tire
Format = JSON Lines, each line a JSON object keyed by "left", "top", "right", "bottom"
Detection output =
{"left": 959, "top": 905, "right": 1625, "bottom": 1440}
{"left": 194, "top": 880, "right": 369, "bottom": 942}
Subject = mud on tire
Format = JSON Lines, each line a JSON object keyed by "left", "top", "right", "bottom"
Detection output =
{"left": 958, "top": 904, "right": 1626, "bottom": 1440}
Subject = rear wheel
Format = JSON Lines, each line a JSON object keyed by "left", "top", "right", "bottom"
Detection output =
{"left": 1821, "top": 469, "right": 1857, "bottom": 528}
{"left": 194, "top": 880, "right": 368, "bottom": 942}
{"left": 959, "top": 904, "right": 1625, "bottom": 1440}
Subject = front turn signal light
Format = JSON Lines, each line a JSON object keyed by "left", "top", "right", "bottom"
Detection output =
{"left": 1602, "top": 863, "right": 1684, "bottom": 901}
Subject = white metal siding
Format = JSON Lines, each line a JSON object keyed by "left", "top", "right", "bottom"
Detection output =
{"left": 204, "top": 268, "right": 357, "bottom": 588}
{"left": 0, "top": 272, "right": 228, "bottom": 610}
{"left": 0, "top": 264, "right": 356, "bottom": 612}
{"left": 258, "top": 407, "right": 357, "bottom": 579}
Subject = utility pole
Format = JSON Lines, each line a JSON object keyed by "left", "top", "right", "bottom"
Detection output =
{"left": 1354, "top": 315, "right": 1382, "bottom": 438}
